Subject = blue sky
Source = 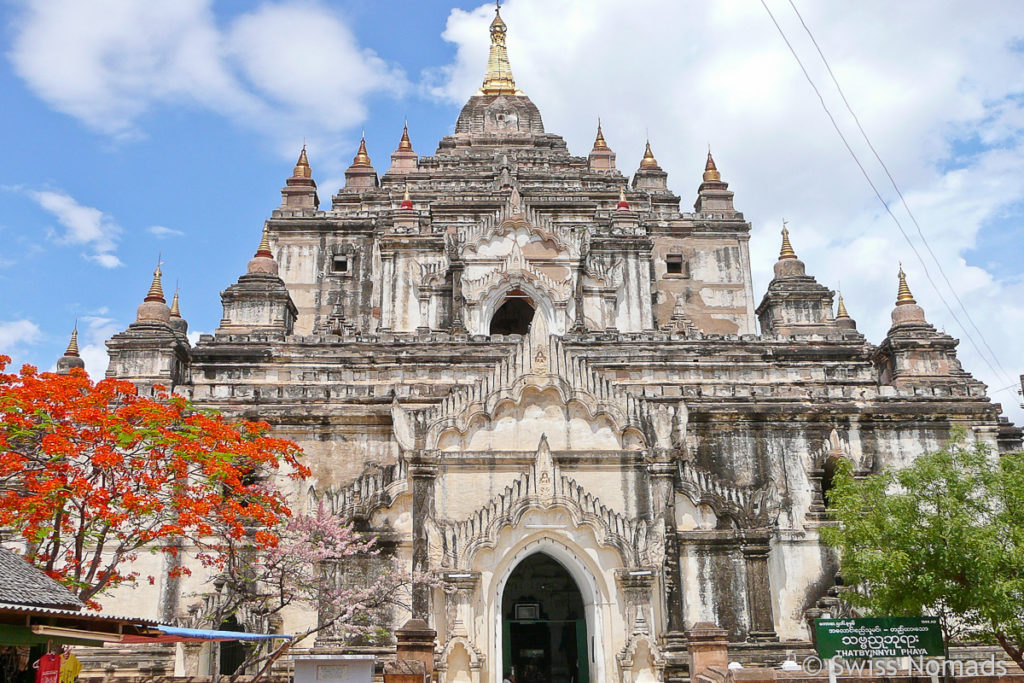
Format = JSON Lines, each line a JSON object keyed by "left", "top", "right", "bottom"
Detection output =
{"left": 1, "top": 1, "right": 1023, "bottom": 422}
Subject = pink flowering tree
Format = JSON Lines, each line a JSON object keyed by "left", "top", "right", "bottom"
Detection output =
{"left": 206, "top": 501, "right": 414, "bottom": 682}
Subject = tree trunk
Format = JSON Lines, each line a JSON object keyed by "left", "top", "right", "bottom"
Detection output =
{"left": 236, "top": 638, "right": 295, "bottom": 683}
{"left": 995, "top": 632, "right": 1024, "bottom": 673}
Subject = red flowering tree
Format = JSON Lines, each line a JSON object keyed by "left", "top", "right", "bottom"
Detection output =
{"left": 0, "top": 356, "right": 308, "bottom": 606}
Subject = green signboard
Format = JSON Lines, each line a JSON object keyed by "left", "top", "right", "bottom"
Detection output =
{"left": 815, "top": 617, "right": 944, "bottom": 659}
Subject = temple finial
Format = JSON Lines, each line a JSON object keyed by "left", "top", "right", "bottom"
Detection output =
{"left": 836, "top": 293, "right": 850, "bottom": 319}
{"left": 593, "top": 119, "right": 608, "bottom": 150}
{"left": 352, "top": 136, "right": 372, "bottom": 167}
{"left": 170, "top": 289, "right": 181, "bottom": 317}
{"left": 256, "top": 224, "right": 273, "bottom": 258}
{"left": 640, "top": 140, "right": 658, "bottom": 169}
{"left": 779, "top": 221, "right": 797, "bottom": 260}
{"left": 617, "top": 185, "right": 630, "bottom": 211}
{"left": 64, "top": 324, "right": 80, "bottom": 357}
{"left": 145, "top": 256, "right": 165, "bottom": 302}
{"left": 703, "top": 149, "right": 721, "bottom": 182}
{"left": 401, "top": 182, "right": 414, "bottom": 210}
{"left": 293, "top": 144, "right": 311, "bottom": 178}
{"left": 398, "top": 122, "right": 413, "bottom": 152}
{"left": 479, "top": 0, "right": 517, "bottom": 95}
{"left": 896, "top": 264, "right": 916, "bottom": 305}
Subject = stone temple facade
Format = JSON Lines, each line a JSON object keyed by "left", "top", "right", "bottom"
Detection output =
{"left": 76, "top": 7, "right": 1021, "bottom": 683}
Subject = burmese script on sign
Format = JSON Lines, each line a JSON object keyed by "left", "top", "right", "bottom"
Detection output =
{"left": 815, "top": 617, "right": 945, "bottom": 659}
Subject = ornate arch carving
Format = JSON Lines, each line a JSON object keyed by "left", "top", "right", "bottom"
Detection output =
{"left": 436, "top": 437, "right": 658, "bottom": 569}
{"left": 676, "top": 460, "right": 780, "bottom": 529}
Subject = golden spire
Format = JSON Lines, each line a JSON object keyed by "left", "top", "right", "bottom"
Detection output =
{"left": 779, "top": 223, "right": 797, "bottom": 260}
{"left": 401, "top": 182, "right": 413, "bottom": 210}
{"left": 398, "top": 122, "right": 413, "bottom": 152}
{"left": 593, "top": 119, "right": 608, "bottom": 150}
{"left": 352, "top": 136, "right": 372, "bottom": 167}
{"left": 640, "top": 141, "right": 659, "bottom": 169}
{"left": 170, "top": 290, "right": 181, "bottom": 317}
{"left": 896, "top": 265, "right": 916, "bottom": 305}
{"left": 145, "top": 258, "right": 165, "bottom": 302}
{"left": 293, "top": 145, "right": 311, "bottom": 178}
{"left": 836, "top": 293, "right": 850, "bottom": 319}
{"left": 64, "top": 325, "right": 80, "bottom": 357}
{"left": 255, "top": 224, "right": 273, "bottom": 258}
{"left": 479, "top": 4, "right": 517, "bottom": 95}
{"left": 703, "top": 148, "right": 721, "bottom": 182}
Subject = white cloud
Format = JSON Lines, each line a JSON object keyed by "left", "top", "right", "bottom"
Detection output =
{"left": 0, "top": 319, "right": 43, "bottom": 359}
{"left": 7, "top": 0, "right": 406, "bottom": 162}
{"left": 25, "top": 189, "right": 122, "bottom": 267}
{"left": 433, "top": 0, "right": 1024, "bottom": 421}
{"left": 148, "top": 225, "right": 184, "bottom": 239}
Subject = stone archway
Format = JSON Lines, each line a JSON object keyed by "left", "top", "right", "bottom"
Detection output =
{"left": 490, "top": 536, "right": 607, "bottom": 683}
{"left": 501, "top": 553, "right": 588, "bottom": 683}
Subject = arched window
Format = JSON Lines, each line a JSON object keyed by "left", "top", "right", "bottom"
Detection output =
{"left": 490, "top": 292, "right": 535, "bottom": 336}
{"left": 822, "top": 456, "right": 847, "bottom": 509}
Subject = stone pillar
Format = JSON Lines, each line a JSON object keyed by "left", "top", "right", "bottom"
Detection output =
{"left": 417, "top": 293, "right": 431, "bottom": 334}
{"left": 409, "top": 456, "right": 438, "bottom": 618}
{"left": 442, "top": 571, "right": 480, "bottom": 639}
{"left": 648, "top": 459, "right": 684, "bottom": 631}
{"left": 741, "top": 540, "right": 777, "bottom": 641}
{"left": 380, "top": 251, "right": 395, "bottom": 332}
{"left": 450, "top": 262, "right": 467, "bottom": 334}
{"left": 686, "top": 622, "right": 728, "bottom": 679}
{"left": 395, "top": 618, "right": 437, "bottom": 680}
{"left": 615, "top": 568, "right": 656, "bottom": 636}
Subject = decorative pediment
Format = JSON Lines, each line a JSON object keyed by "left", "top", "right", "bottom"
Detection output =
{"left": 462, "top": 240, "right": 573, "bottom": 303}
{"left": 457, "top": 198, "right": 580, "bottom": 259}
{"left": 436, "top": 436, "right": 658, "bottom": 569}
{"left": 313, "top": 456, "right": 409, "bottom": 520}
{"left": 394, "top": 334, "right": 649, "bottom": 452}
{"left": 676, "top": 460, "right": 781, "bottom": 529}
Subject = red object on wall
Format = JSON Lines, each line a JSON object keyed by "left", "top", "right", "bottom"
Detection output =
{"left": 34, "top": 653, "right": 60, "bottom": 683}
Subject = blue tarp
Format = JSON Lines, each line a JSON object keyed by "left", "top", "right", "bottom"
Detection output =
{"left": 123, "top": 626, "right": 292, "bottom": 643}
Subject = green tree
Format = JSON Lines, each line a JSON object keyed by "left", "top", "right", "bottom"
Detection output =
{"left": 821, "top": 429, "right": 1024, "bottom": 670}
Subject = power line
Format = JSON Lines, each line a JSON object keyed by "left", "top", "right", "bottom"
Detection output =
{"left": 785, "top": 0, "right": 1013, "bottom": 386}
{"left": 758, "top": 0, "right": 1012, "bottom": 389}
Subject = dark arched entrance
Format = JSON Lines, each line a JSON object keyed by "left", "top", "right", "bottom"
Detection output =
{"left": 501, "top": 553, "right": 589, "bottom": 683}
{"left": 490, "top": 295, "right": 535, "bottom": 336}
{"left": 219, "top": 616, "right": 249, "bottom": 675}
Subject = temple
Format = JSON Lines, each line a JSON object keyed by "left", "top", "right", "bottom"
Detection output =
{"left": 87, "top": 6, "right": 1019, "bottom": 683}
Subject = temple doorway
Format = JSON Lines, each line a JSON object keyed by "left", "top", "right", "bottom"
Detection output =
{"left": 490, "top": 294, "right": 535, "bottom": 336}
{"left": 501, "top": 553, "right": 589, "bottom": 683}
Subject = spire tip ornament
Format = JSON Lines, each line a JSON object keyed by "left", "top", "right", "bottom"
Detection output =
{"left": 256, "top": 224, "right": 273, "bottom": 258}
{"left": 896, "top": 265, "right": 916, "bottom": 305}
{"left": 293, "top": 145, "right": 311, "bottom": 178}
{"left": 640, "top": 140, "right": 658, "bottom": 169}
{"left": 145, "top": 257, "right": 165, "bottom": 303}
{"left": 352, "top": 136, "right": 372, "bottom": 167}
{"left": 593, "top": 119, "right": 608, "bottom": 150}
{"left": 836, "top": 293, "right": 850, "bottom": 319}
{"left": 779, "top": 222, "right": 797, "bottom": 260}
{"left": 64, "top": 325, "right": 80, "bottom": 357}
{"left": 401, "top": 182, "right": 414, "bottom": 210}
{"left": 703, "top": 149, "right": 721, "bottom": 182}
{"left": 170, "top": 289, "right": 181, "bottom": 317}
{"left": 479, "top": 0, "right": 517, "bottom": 95}
{"left": 398, "top": 122, "right": 413, "bottom": 152}
{"left": 617, "top": 186, "right": 630, "bottom": 211}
